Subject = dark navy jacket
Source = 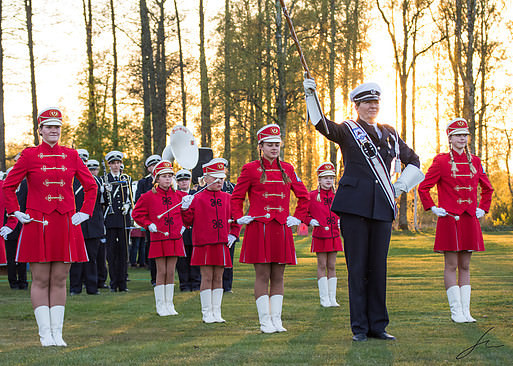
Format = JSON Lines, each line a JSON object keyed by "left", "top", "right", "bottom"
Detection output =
{"left": 74, "top": 176, "right": 105, "bottom": 239}
{"left": 102, "top": 173, "right": 132, "bottom": 229}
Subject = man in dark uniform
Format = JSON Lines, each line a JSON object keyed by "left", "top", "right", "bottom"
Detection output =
{"left": 304, "top": 79, "right": 423, "bottom": 342}
{"left": 69, "top": 151, "right": 105, "bottom": 295}
{"left": 135, "top": 154, "right": 161, "bottom": 286}
{"left": 175, "top": 169, "right": 201, "bottom": 291}
{"left": 103, "top": 150, "right": 132, "bottom": 292}
{"left": 220, "top": 169, "right": 237, "bottom": 293}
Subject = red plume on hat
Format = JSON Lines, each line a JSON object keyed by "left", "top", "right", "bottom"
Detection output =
{"left": 37, "top": 107, "right": 63, "bottom": 127}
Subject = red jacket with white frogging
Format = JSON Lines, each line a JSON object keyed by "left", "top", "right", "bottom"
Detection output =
{"left": 306, "top": 188, "right": 340, "bottom": 239}
{"left": 132, "top": 186, "right": 187, "bottom": 241}
{"left": 181, "top": 189, "right": 240, "bottom": 246}
{"left": 418, "top": 151, "right": 493, "bottom": 215}
{"left": 231, "top": 159, "right": 309, "bottom": 224}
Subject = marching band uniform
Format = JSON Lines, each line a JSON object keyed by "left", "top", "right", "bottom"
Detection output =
{"left": 304, "top": 80, "right": 421, "bottom": 341}
{"left": 132, "top": 160, "right": 186, "bottom": 316}
{"left": 231, "top": 124, "right": 309, "bottom": 333}
{"left": 418, "top": 118, "right": 493, "bottom": 323}
{"left": 2, "top": 107, "right": 97, "bottom": 346}
{"left": 305, "top": 162, "right": 343, "bottom": 307}
{"left": 0, "top": 179, "right": 18, "bottom": 265}
{"left": 103, "top": 151, "right": 132, "bottom": 292}
{"left": 181, "top": 159, "right": 240, "bottom": 323}
{"left": 220, "top": 179, "right": 238, "bottom": 292}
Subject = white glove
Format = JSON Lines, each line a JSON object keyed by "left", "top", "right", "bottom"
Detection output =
{"left": 393, "top": 181, "right": 407, "bottom": 198}
{"left": 148, "top": 223, "right": 158, "bottom": 233}
{"left": 286, "top": 216, "right": 301, "bottom": 227}
{"left": 71, "top": 212, "right": 90, "bottom": 226}
{"left": 180, "top": 226, "right": 186, "bottom": 235}
{"left": 227, "top": 234, "right": 237, "bottom": 248}
{"left": 431, "top": 206, "right": 448, "bottom": 217}
{"left": 122, "top": 203, "right": 131, "bottom": 215}
{"left": 236, "top": 215, "right": 254, "bottom": 225}
{"left": 105, "top": 183, "right": 113, "bottom": 192}
{"left": 303, "top": 78, "right": 322, "bottom": 125}
{"left": 303, "top": 78, "right": 317, "bottom": 96}
{"left": 14, "top": 211, "right": 31, "bottom": 224}
{"left": 309, "top": 219, "right": 320, "bottom": 227}
{"left": 100, "top": 185, "right": 105, "bottom": 193}
{"left": 181, "top": 195, "right": 194, "bottom": 209}
{"left": 476, "top": 208, "right": 485, "bottom": 219}
{"left": 0, "top": 226, "right": 13, "bottom": 239}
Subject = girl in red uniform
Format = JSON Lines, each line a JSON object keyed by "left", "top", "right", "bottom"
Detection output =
{"left": 2, "top": 107, "right": 97, "bottom": 347}
{"left": 231, "top": 124, "right": 309, "bottom": 333}
{"left": 305, "top": 162, "right": 343, "bottom": 307}
{"left": 181, "top": 158, "right": 240, "bottom": 323}
{"left": 132, "top": 160, "right": 186, "bottom": 316}
{"left": 418, "top": 118, "right": 493, "bottom": 323}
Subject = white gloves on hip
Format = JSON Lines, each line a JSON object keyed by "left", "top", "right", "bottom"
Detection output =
{"left": 227, "top": 234, "right": 237, "bottom": 248}
{"left": 476, "top": 208, "right": 485, "bottom": 219}
{"left": 122, "top": 203, "right": 131, "bottom": 215}
{"left": 148, "top": 223, "right": 158, "bottom": 233}
{"left": 72, "top": 212, "right": 90, "bottom": 226}
{"left": 14, "top": 211, "right": 31, "bottom": 224}
{"left": 181, "top": 195, "right": 194, "bottom": 209}
{"left": 286, "top": 216, "right": 301, "bottom": 227}
{"left": 430, "top": 206, "right": 447, "bottom": 217}
{"left": 0, "top": 226, "right": 13, "bottom": 239}
{"left": 236, "top": 216, "right": 254, "bottom": 225}
{"left": 309, "top": 219, "right": 320, "bottom": 227}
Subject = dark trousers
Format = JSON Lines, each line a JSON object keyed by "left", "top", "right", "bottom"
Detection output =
{"left": 222, "top": 242, "right": 236, "bottom": 291}
{"left": 129, "top": 236, "right": 146, "bottom": 266}
{"left": 106, "top": 228, "right": 129, "bottom": 291}
{"left": 97, "top": 240, "right": 108, "bottom": 287}
{"left": 144, "top": 232, "right": 156, "bottom": 284}
{"left": 176, "top": 245, "right": 201, "bottom": 291}
{"left": 69, "top": 238, "right": 100, "bottom": 294}
{"left": 5, "top": 239, "right": 27, "bottom": 289}
{"left": 340, "top": 213, "right": 392, "bottom": 336}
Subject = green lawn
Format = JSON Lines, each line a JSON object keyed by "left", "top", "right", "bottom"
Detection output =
{"left": 1, "top": 231, "right": 512, "bottom": 365}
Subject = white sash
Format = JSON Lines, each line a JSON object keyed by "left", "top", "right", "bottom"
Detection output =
{"left": 344, "top": 120, "right": 397, "bottom": 215}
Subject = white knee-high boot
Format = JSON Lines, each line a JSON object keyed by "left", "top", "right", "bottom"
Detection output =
{"left": 446, "top": 285, "right": 467, "bottom": 323}
{"left": 34, "top": 306, "right": 56, "bottom": 346}
{"left": 270, "top": 295, "right": 287, "bottom": 332}
{"left": 200, "top": 289, "right": 215, "bottom": 323}
{"left": 327, "top": 277, "right": 340, "bottom": 307}
{"left": 255, "top": 295, "right": 276, "bottom": 333}
{"left": 212, "top": 288, "right": 225, "bottom": 323}
{"left": 460, "top": 285, "right": 476, "bottom": 322}
{"left": 318, "top": 277, "right": 330, "bottom": 307}
{"left": 49, "top": 306, "right": 67, "bottom": 346}
{"left": 164, "top": 284, "right": 178, "bottom": 315}
{"left": 154, "top": 285, "right": 169, "bottom": 316}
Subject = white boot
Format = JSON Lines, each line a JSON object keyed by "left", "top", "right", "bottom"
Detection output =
{"left": 212, "top": 288, "right": 225, "bottom": 323}
{"left": 460, "top": 285, "right": 476, "bottom": 322}
{"left": 164, "top": 284, "right": 178, "bottom": 315}
{"left": 256, "top": 295, "right": 276, "bottom": 333}
{"left": 154, "top": 285, "right": 169, "bottom": 316}
{"left": 318, "top": 277, "right": 330, "bottom": 307}
{"left": 200, "top": 289, "right": 215, "bottom": 323}
{"left": 34, "top": 306, "right": 56, "bottom": 346}
{"left": 328, "top": 277, "right": 340, "bottom": 307}
{"left": 49, "top": 306, "right": 67, "bottom": 346}
{"left": 270, "top": 295, "right": 287, "bottom": 332}
{"left": 446, "top": 285, "right": 467, "bottom": 323}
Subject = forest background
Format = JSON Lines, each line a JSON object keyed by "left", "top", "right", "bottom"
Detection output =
{"left": 0, "top": 0, "right": 511, "bottom": 230}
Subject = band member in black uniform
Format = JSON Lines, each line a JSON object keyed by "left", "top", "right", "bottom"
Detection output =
{"left": 303, "top": 79, "right": 423, "bottom": 342}
{"left": 175, "top": 169, "right": 201, "bottom": 291}
{"left": 220, "top": 165, "right": 237, "bottom": 293}
{"left": 103, "top": 150, "right": 132, "bottom": 292}
{"left": 135, "top": 154, "right": 161, "bottom": 286}
{"left": 69, "top": 151, "right": 105, "bottom": 295}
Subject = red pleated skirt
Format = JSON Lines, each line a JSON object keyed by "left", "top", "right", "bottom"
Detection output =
{"left": 434, "top": 212, "right": 485, "bottom": 252}
{"left": 0, "top": 237, "right": 6, "bottom": 264}
{"left": 239, "top": 220, "right": 297, "bottom": 265}
{"left": 148, "top": 238, "right": 186, "bottom": 258}
{"left": 191, "top": 244, "right": 232, "bottom": 267}
{"left": 16, "top": 209, "right": 88, "bottom": 263}
{"left": 310, "top": 236, "right": 343, "bottom": 253}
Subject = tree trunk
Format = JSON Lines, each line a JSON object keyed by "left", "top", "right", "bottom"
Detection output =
{"left": 140, "top": 0, "right": 153, "bottom": 158}
{"left": 25, "top": 0, "right": 38, "bottom": 146}
{"left": 199, "top": 0, "right": 211, "bottom": 147}
{"left": 328, "top": 0, "right": 337, "bottom": 169}
{"left": 0, "top": 0, "right": 5, "bottom": 170}
{"left": 174, "top": 0, "right": 187, "bottom": 127}
{"left": 110, "top": 0, "right": 119, "bottom": 150}
{"left": 154, "top": 0, "right": 167, "bottom": 155}
{"left": 223, "top": 0, "right": 231, "bottom": 177}
{"left": 82, "top": 0, "right": 97, "bottom": 156}
{"left": 275, "top": 0, "right": 286, "bottom": 157}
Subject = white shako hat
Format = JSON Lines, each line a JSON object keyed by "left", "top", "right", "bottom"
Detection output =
{"left": 87, "top": 159, "right": 100, "bottom": 170}
{"left": 175, "top": 169, "right": 192, "bottom": 181}
{"left": 105, "top": 150, "right": 123, "bottom": 163}
{"left": 202, "top": 158, "right": 227, "bottom": 179}
{"left": 77, "top": 149, "right": 89, "bottom": 162}
{"left": 145, "top": 154, "right": 162, "bottom": 168}
{"left": 37, "top": 107, "right": 63, "bottom": 127}
{"left": 350, "top": 82, "right": 382, "bottom": 103}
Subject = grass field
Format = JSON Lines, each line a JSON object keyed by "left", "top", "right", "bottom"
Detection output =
{"left": 0, "top": 231, "right": 512, "bottom": 365}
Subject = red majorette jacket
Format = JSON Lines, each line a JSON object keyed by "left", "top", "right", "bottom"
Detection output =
{"left": 181, "top": 189, "right": 240, "bottom": 246}
{"left": 0, "top": 180, "right": 17, "bottom": 230}
{"left": 305, "top": 189, "right": 340, "bottom": 239}
{"left": 231, "top": 159, "right": 309, "bottom": 224}
{"left": 3, "top": 142, "right": 97, "bottom": 216}
{"left": 132, "top": 186, "right": 186, "bottom": 241}
{"left": 418, "top": 151, "right": 493, "bottom": 215}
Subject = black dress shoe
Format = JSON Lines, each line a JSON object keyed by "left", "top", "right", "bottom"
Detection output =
{"left": 352, "top": 333, "right": 368, "bottom": 342}
{"left": 99, "top": 284, "right": 109, "bottom": 289}
{"left": 87, "top": 291, "right": 101, "bottom": 295}
{"left": 110, "top": 288, "right": 117, "bottom": 292}
{"left": 119, "top": 288, "right": 129, "bottom": 292}
{"left": 369, "top": 332, "right": 396, "bottom": 341}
